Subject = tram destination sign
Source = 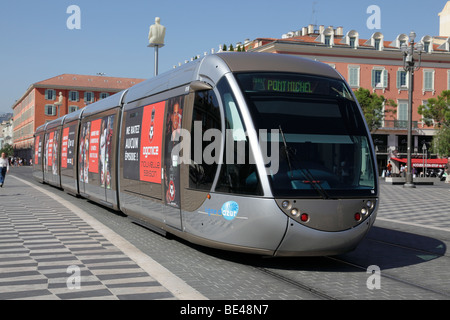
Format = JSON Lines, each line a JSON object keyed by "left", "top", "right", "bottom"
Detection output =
{"left": 252, "top": 77, "right": 313, "bottom": 94}
{"left": 237, "top": 73, "right": 342, "bottom": 96}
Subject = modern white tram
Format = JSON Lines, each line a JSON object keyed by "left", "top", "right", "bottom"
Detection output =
{"left": 33, "top": 53, "right": 378, "bottom": 256}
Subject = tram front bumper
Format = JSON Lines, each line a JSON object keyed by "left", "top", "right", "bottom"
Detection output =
{"left": 274, "top": 213, "right": 376, "bottom": 257}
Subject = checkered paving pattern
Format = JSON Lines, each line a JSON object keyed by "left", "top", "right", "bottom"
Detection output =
{"left": 0, "top": 179, "right": 176, "bottom": 300}
{"left": 377, "top": 182, "right": 450, "bottom": 231}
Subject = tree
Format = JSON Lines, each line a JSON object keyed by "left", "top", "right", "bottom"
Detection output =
{"left": 353, "top": 88, "right": 396, "bottom": 133}
{"left": 418, "top": 90, "right": 450, "bottom": 128}
{"left": 432, "top": 126, "right": 450, "bottom": 157}
{"left": 0, "top": 143, "right": 13, "bottom": 157}
{"left": 418, "top": 90, "right": 450, "bottom": 156}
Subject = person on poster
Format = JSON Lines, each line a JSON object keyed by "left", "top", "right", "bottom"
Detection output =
{"left": 164, "top": 97, "right": 183, "bottom": 206}
{"left": 44, "top": 134, "right": 49, "bottom": 173}
{"left": 100, "top": 119, "right": 107, "bottom": 187}
{"left": 79, "top": 126, "right": 85, "bottom": 182}
{"left": 84, "top": 122, "right": 90, "bottom": 183}
{"left": 0, "top": 152, "right": 10, "bottom": 187}
{"left": 52, "top": 131, "right": 59, "bottom": 175}
{"left": 105, "top": 116, "right": 114, "bottom": 189}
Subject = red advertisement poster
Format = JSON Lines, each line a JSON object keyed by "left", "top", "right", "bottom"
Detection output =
{"left": 140, "top": 101, "right": 165, "bottom": 183}
{"left": 61, "top": 127, "right": 69, "bottom": 168}
{"left": 164, "top": 96, "right": 184, "bottom": 207}
{"left": 89, "top": 119, "right": 102, "bottom": 173}
{"left": 47, "top": 131, "right": 54, "bottom": 167}
{"left": 34, "top": 136, "right": 40, "bottom": 165}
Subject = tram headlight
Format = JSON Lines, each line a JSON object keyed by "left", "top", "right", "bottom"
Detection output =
{"left": 282, "top": 200, "right": 290, "bottom": 209}
{"left": 360, "top": 207, "right": 368, "bottom": 216}
{"left": 366, "top": 200, "right": 374, "bottom": 210}
{"left": 290, "top": 208, "right": 299, "bottom": 217}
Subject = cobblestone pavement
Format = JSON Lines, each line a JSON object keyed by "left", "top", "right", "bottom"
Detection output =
{"left": 376, "top": 180, "right": 450, "bottom": 231}
{"left": 0, "top": 173, "right": 205, "bottom": 300}
{"left": 1, "top": 168, "right": 449, "bottom": 301}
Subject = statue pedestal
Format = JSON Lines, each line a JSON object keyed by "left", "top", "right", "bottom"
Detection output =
{"left": 148, "top": 44, "right": 164, "bottom": 76}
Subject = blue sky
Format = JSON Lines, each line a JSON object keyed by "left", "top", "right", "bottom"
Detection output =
{"left": 0, "top": 0, "right": 447, "bottom": 114}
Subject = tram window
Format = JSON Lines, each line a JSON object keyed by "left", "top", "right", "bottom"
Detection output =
{"left": 215, "top": 79, "right": 262, "bottom": 196}
{"left": 189, "top": 90, "right": 221, "bottom": 191}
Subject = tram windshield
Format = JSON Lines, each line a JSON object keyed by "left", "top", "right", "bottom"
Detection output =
{"left": 235, "top": 72, "right": 377, "bottom": 198}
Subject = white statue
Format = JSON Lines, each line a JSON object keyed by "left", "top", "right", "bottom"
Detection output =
{"left": 148, "top": 17, "right": 166, "bottom": 46}
{"left": 56, "top": 92, "right": 63, "bottom": 105}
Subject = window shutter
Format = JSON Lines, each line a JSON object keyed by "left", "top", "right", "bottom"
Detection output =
{"left": 371, "top": 70, "right": 376, "bottom": 87}
{"left": 383, "top": 69, "right": 388, "bottom": 88}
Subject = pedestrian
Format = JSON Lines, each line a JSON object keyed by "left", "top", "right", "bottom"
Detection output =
{"left": 387, "top": 161, "right": 392, "bottom": 177}
{"left": 0, "top": 152, "right": 10, "bottom": 187}
{"left": 400, "top": 164, "right": 405, "bottom": 177}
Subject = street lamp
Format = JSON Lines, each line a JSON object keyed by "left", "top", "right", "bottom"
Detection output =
{"left": 401, "top": 31, "right": 423, "bottom": 188}
{"left": 422, "top": 143, "right": 427, "bottom": 177}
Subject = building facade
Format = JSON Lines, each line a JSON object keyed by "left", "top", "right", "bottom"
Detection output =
{"left": 0, "top": 113, "right": 13, "bottom": 150}
{"left": 12, "top": 74, "right": 145, "bottom": 159}
{"left": 244, "top": 19, "right": 450, "bottom": 175}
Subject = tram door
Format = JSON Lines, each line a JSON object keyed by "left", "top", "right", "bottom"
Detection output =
{"left": 78, "top": 121, "right": 90, "bottom": 195}
{"left": 163, "top": 96, "right": 185, "bottom": 230}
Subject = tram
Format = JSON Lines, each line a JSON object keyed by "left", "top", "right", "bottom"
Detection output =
{"left": 33, "top": 52, "right": 378, "bottom": 256}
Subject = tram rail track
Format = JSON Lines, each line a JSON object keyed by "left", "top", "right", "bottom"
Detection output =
{"left": 253, "top": 266, "right": 339, "bottom": 300}
{"left": 248, "top": 230, "right": 450, "bottom": 300}
{"left": 326, "top": 255, "right": 450, "bottom": 299}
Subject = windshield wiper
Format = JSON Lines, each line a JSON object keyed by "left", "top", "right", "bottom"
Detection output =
{"left": 279, "top": 125, "right": 294, "bottom": 179}
{"left": 279, "top": 125, "right": 329, "bottom": 200}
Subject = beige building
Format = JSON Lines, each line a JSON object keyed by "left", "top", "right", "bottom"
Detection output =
{"left": 0, "top": 115, "right": 13, "bottom": 150}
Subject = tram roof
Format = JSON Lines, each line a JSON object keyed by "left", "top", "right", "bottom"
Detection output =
{"left": 123, "top": 52, "right": 341, "bottom": 104}
{"left": 216, "top": 52, "right": 341, "bottom": 79}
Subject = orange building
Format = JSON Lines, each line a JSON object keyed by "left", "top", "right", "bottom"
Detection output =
{"left": 12, "top": 74, "right": 145, "bottom": 158}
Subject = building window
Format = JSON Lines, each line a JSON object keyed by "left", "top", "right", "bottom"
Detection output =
{"left": 349, "top": 37, "right": 356, "bottom": 48}
{"left": 99, "top": 92, "right": 109, "bottom": 100}
{"left": 68, "top": 106, "right": 79, "bottom": 113}
{"left": 69, "top": 91, "right": 79, "bottom": 102}
{"left": 397, "top": 70, "right": 407, "bottom": 89}
{"left": 447, "top": 70, "right": 450, "bottom": 90}
{"left": 423, "top": 69, "right": 435, "bottom": 93}
{"left": 372, "top": 68, "right": 388, "bottom": 89}
{"left": 397, "top": 100, "right": 408, "bottom": 122}
{"left": 45, "top": 89, "right": 56, "bottom": 100}
{"left": 325, "top": 35, "right": 331, "bottom": 47}
{"left": 84, "top": 92, "right": 94, "bottom": 103}
{"left": 45, "top": 105, "right": 56, "bottom": 116}
{"left": 348, "top": 65, "right": 360, "bottom": 88}
{"left": 424, "top": 41, "right": 430, "bottom": 53}
{"left": 374, "top": 39, "right": 381, "bottom": 50}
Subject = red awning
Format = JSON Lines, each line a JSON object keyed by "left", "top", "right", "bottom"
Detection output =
{"left": 391, "top": 157, "right": 449, "bottom": 168}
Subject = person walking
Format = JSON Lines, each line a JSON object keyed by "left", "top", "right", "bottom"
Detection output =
{"left": 0, "top": 152, "right": 10, "bottom": 187}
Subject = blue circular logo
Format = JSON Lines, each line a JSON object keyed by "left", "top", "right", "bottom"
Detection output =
{"left": 221, "top": 201, "right": 239, "bottom": 221}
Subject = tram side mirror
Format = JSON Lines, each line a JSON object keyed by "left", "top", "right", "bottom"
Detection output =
{"left": 189, "top": 81, "right": 213, "bottom": 93}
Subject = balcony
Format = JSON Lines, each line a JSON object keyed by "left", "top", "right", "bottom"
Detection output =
{"left": 381, "top": 120, "right": 419, "bottom": 130}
